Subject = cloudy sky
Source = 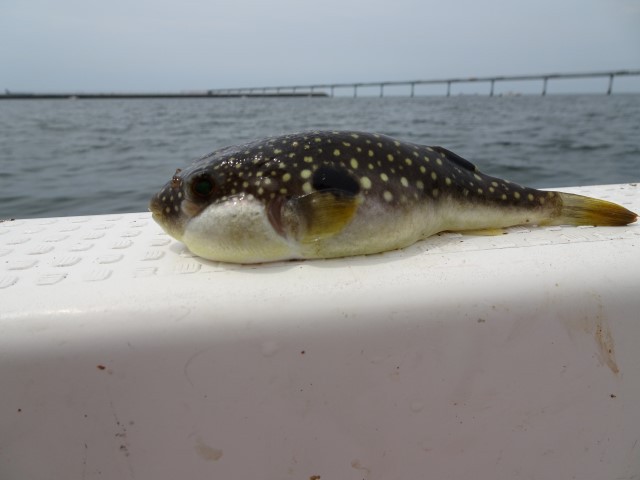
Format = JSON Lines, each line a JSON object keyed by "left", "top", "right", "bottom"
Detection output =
{"left": 1, "top": 0, "right": 639, "bottom": 93}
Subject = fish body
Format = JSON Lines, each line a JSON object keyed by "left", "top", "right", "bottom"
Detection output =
{"left": 149, "top": 130, "right": 637, "bottom": 263}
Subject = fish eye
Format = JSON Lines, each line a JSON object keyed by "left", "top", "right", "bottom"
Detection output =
{"left": 191, "top": 175, "right": 215, "bottom": 198}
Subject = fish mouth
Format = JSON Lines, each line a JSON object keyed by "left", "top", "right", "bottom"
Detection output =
{"left": 148, "top": 194, "right": 188, "bottom": 240}
{"left": 148, "top": 196, "right": 164, "bottom": 219}
{"left": 149, "top": 195, "right": 170, "bottom": 228}
{"left": 150, "top": 210, "right": 162, "bottom": 226}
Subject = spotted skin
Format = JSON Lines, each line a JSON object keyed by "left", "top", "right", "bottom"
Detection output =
{"left": 150, "top": 130, "right": 637, "bottom": 263}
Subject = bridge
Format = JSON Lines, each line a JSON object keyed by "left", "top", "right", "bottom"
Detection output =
{"left": 2, "top": 69, "right": 638, "bottom": 100}
{"left": 209, "top": 69, "right": 640, "bottom": 98}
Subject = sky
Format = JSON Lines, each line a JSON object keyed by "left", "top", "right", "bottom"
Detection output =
{"left": 1, "top": 0, "right": 639, "bottom": 94}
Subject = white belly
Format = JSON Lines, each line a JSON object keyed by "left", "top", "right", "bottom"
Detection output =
{"left": 181, "top": 194, "right": 444, "bottom": 264}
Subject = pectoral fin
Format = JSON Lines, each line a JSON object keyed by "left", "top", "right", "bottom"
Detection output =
{"left": 294, "top": 190, "right": 360, "bottom": 243}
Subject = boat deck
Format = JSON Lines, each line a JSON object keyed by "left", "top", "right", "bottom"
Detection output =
{"left": 1, "top": 183, "right": 639, "bottom": 479}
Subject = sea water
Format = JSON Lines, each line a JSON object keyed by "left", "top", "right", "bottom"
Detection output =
{"left": 1, "top": 94, "right": 639, "bottom": 219}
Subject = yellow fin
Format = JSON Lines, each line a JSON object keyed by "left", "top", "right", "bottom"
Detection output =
{"left": 294, "top": 190, "right": 360, "bottom": 243}
{"left": 548, "top": 192, "right": 638, "bottom": 226}
{"left": 460, "top": 228, "right": 507, "bottom": 236}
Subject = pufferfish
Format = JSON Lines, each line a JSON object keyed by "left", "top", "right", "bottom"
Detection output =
{"left": 149, "top": 130, "right": 637, "bottom": 263}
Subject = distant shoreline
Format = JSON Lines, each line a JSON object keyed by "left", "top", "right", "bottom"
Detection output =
{"left": 0, "top": 92, "right": 328, "bottom": 100}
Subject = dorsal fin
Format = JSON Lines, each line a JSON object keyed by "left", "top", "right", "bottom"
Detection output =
{"left": 431, "top": 146, "right": 477, "bottom": 172}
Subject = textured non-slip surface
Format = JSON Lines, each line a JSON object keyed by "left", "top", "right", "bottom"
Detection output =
{"left": 1, "top": 184, "right": 639, "bottom": 480}
{"left": 2, "top": 184, "right": 638, "bottom": 290}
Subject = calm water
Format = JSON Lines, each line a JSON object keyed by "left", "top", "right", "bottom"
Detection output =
{"left": 1, "top": 95, "right": 639, "bottom": 219}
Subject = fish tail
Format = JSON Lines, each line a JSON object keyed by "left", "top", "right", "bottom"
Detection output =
{"left": 545, "top": 192, "right": 637, "bottom": 226}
